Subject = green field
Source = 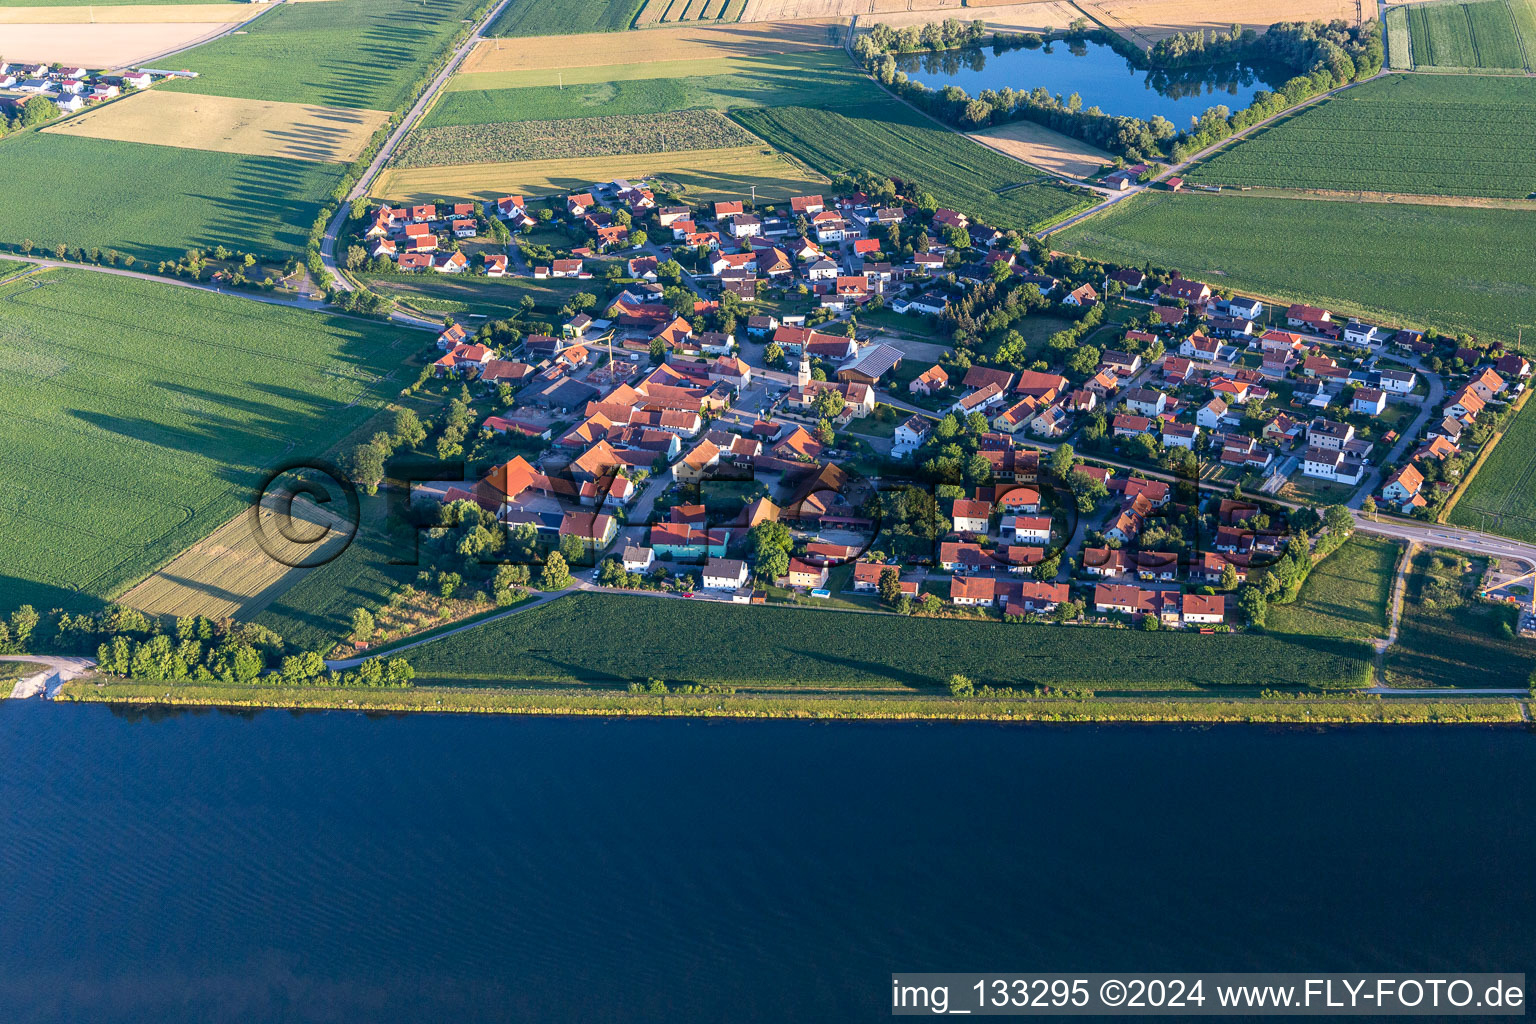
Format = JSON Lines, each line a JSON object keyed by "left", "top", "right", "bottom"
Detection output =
{"left": 1269, "top": 536, "right": 1400, "bottom": 639}
{"left": 1447, "top": 396, "right": 1536, "bottom": 541}
{"left": 485, "top": 0, "right": 644, "bottom": 36}
{"left": 1053, "top": 191, "right": 1536, "bottom": 346}
{"left": 1387, "top": 6, "right": 1413, "bottom": 68}
{"left": 162, "top": 0, "right": 484, "bottom": 110}
{"left": 1186, "top": 74, "right": 1536, "bottom": 198}
{"left": 0, "top": 271, "right": 411, "bottom": 614}
{"left": 394, "top": 108, "right": 758, "bottom": 167}
{"left": 733, "top": 99, "right": 1093, "bottom": 232}
{"left": 404, "top": 592, "right": 1374, "bottom": 691}
{"left": 427, "top": 52, "right": 866, "bottom": 126}
{"left": 1382, "top": 548, "right": 1535, "bottom": 688}
{"left": 1406, "top": 0, "right": 1534, "bottom": 69}
{"left": 0, "top": 133, "right": 342, "bottom": 264}
{"left": 363, "top": 272, "right": 597, "bottom": 320}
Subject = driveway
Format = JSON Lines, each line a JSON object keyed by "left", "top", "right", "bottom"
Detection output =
{"left": 3, "top": 656, "right": 95, "bottom": 699}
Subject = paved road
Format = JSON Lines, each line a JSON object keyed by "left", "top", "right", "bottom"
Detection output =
{"left": 322, "top": 0, "right": 515, "bottom": 293}
{"left": 2, "top": 656, "right": 95, "bottom": 700}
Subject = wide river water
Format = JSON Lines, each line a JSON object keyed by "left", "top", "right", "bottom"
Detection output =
{"left": 1, "top": 702, "right": 1531, "bottom": 1022}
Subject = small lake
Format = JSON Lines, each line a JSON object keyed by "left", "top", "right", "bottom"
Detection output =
{"left": 1, "top": 703, "right": 1532, "bottom": 1022}
{"left": 897, "top": 39, "right": 1291, "bottom": 124}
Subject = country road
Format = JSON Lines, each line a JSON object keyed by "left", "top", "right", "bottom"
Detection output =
{"left": 321, "top": 0, "right": 514, "bottom": 293}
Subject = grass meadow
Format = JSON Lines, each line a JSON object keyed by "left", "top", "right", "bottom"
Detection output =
{"left": 404, "top": 592, "right": 1374, "bottom": 692}
{"left": 1383, "top": 549, "right": 1535, "bottom": 688}
{"left": 733, "top": 98, "right": 1094, "bottom": 232}
{"left": 1053, "top": 191, "right": 1536, "bottom": 346}
{"left": 0, "top": 271, "right": 411, "bottom": 614}
{"left": 1406, "top": 0, "right": 1533, "bottom": 70}
{"left": 1186, "top": 74, "right": 1536, "bottom": 198}
{"left": 1269, "top": 536, "right": 1400, "bottom": 639}
{"left": 0, "top": 132, "right": 342, "bottom": 264}
{"left": 162, "top": 0, "right": 485, "bottom": 110}
{"left": 1447, "top": 394, "right": 1536, "bottom": 542}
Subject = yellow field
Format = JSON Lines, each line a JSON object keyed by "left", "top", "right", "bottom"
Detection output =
{"left": 120, "top": 494, "right": 355, "bottom": 622}
{"left": 375, "top": 146, "right": 829, "bottom": 204}
{"left": 860, "top": 0, "right": 1081, "bottom": 33}
{"left": 1078, "top": 0, "right": 1359, "bottom": 48}
{"left": 463, "top": 18, "right": 840, "bottom": 73}
{"left": 43, "top": 90, "right": 389, "bottom": 163}
{"left": 738, "top": 0, "right": 961, "bottom": 20}
{"left": 0, "top": 21, "right": 251, "bottom": 65}
{"left": 0, "top": 5, "right": 256, "bottom": 24}
{"left": 969, "top": 119, "right": 1112, "bottom": 178}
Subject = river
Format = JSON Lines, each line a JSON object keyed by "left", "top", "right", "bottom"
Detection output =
{"left": 1, "top": 702, "right": 1531, "bottom": 1022}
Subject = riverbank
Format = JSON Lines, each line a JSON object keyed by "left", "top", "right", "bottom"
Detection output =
{"left": 55, "top": 681, "right": 1528, "bottom": 724}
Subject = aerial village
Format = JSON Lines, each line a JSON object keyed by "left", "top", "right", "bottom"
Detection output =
{"left": 0, "top": 61, "right": 173, "bottom": 122}
{"left": 358, "top": 174, "right": 1532, "bottom": 631}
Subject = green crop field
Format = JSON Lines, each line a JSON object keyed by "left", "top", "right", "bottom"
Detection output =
{"left": 1386, "top": 6, "right": 1413, "bottom": 68}
{"left": 1269, "top": 536, "right": 1400, "bottom": 639}
{"left": 0, "top": 270, "right": 412, "bottom": 614}
{"left": 1053, "top": 191, "right": 1536, "bottom": 346}
{"left": 162, "top": 0, "right": 484, "bottom": 110}
{"left": 1383, "top": 548, "right": 1535, "bottom": 688}
{"left": 733, "top": 99, "right": 1094, "bottom": 233}
{"left": 1447, "top": 396, "right": 1536, "bottom": 541}
{"left": 427, "top": 52, "right": 866, "bottom": 127}
{"left": 393, "top": 108, "right": 759, "bottom": 167}
{"left": 404, "top": 592, "right": 1373, "bottom": 691}
{"left": 1406, "top": 0, "right": 1533, "bottom": 69}
{"left": 0, "top": 133, "right": 342, "bottom": 265}
{"left": 1185, "top": 74, "right": 1536, "bottom": 198}
{"left": 362, "top": 272, "right": 597, "bottom": 321}
{"left": 485, "top": 0, "right": 645, "bottom": 36}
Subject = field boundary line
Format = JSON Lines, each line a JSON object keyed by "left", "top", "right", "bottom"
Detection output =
{"left": 1505, "top": 0, "right": 1534, "bottom": 70}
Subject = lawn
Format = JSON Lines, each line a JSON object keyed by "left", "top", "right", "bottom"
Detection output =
{"left": 485, "top": 0, "right": 644, "bottom": 36}
{"left": 428, "top": 51, "right": 866, "bottom": 126}
{"left": 733, "top": 98, "right": 1095, "bottom": 233}
{"left": 1269, "top": 536, "right": 1400, "bottom": 640}
{"left": 1382, "top": 548, "right": 1535, "bottom": 688}
{"left": 0, "top": 132, "right": 343, "bottom": 264}
{"left": 0, "top": 270, "right": 412, "bottom": 614}
{"left": 162, "top": 0, "right": 485, "bottom": 110}
{"left": 404, "top": 592, "right": 1374, "bottom": 691}
{"left": 1406, "top": 0, "right": 1531, "bottom": 69}
{"left": 1447, "top": 393, "right": 1536, "bottom": 542}
{"left": 1052, "top": 191, "right": 1536, "bottom": 347}
{"left": 1185, "top": 74, "right": 1536, "bottom": 198}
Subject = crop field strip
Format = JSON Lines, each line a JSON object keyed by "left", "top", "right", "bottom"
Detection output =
{"left": 1184, "top": 74, "right": 1536, "bottom": 198}
{"left": 392, "top": 108, "right": 762, "bottom": 167}
{"left": 374, "top": 145, "right": 829, "bottom": 204}
{"left": 485, "top": 0, "right": 646, "bottom": 36}
{"left": 1052, "top": 190, "right": 1536, "bottom": 347}
{"left": 733, "top": 99, "right": 1094, "bottom": 232}
{"left": 1446, "top": 395, "right": 1536, "bottom": 542}
{"left": 0, "top": 270, "right": 410, "bottom": 613}
{"left": 463, "top": 18, "right": 841, "bottom": 73}
{"left": 406, "top": 593, "right": 1374, "bottom": 691}
{"left": 1076, "top": 0, "right": 1358, "bottom": 47}
{"left": 1403, "top": 0, "right": 1536, "bottom": 69}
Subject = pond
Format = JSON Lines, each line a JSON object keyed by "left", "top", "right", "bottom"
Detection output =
{"left": 896, "top": 38, "right": 1291, "bottom": 124}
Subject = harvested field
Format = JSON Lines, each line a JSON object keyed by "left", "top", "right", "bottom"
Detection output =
{"left": 393, "top": 108, "right": 757, "bottom": 168}
{"left": 0, "top": 5, "right": 255, "bottom": 24}
{"left": 120, "top": 489, "right": 357, "bottom": 621}
{"left": 462, "top": 18, "right": 841, "bottom": 73}
{"left": 856, "top": 0, "right": 1081, "bottom": 34}
{"left": 374, "top": 146, "right": 828, "bottom": 204}
{"left": 635, "top": 0, "right": 746, "bottom": 23}
{"left": 451, "top": 50, "right": 843, "bottom": 90}
{"left": 0, "top": 21, "right": 250, "bottom": 66}
{"left": 969, "top": 119, "right": 1112, "bottom": 178}
{"left": 1078, "top": 0, "right": 1358, "bottom": 49}
{"left": 43, "top": 90, "right": 390, "bottom": 164}
{"left": 738, "top": 0, "right": 959, "bottom": 20}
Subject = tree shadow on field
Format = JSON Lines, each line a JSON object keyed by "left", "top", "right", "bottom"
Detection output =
{"left": 0, "top": 573, "right": 107, "bottom": 620}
